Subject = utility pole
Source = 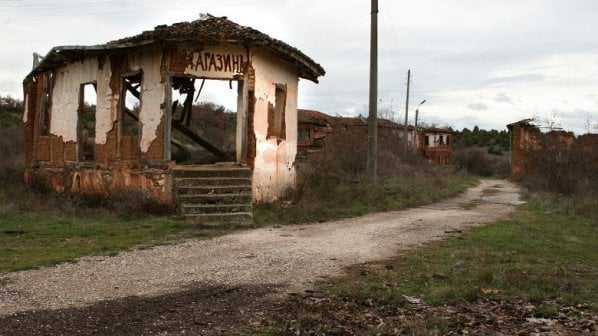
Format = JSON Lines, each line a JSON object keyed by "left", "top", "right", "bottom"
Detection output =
{"left": 366, "top": 0, "right": 378, "bottom": 184}
{"left": 403, "top": 69, "right": 411, "bottom": 158}
{"left": 413, "top": 99, "right": 426, "bottom": 150}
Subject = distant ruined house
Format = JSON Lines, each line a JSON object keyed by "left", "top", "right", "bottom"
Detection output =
{"left": 507, "top": 119, "right": 598, "bottom": 176}
{"left": 297, "top": 109, "right": 453, "bottom": 165}
{"left": 22, "top": 14, "right": 324, "bottom": 222}
{"left": 417, "top": 127, "right": 454, "bottom": 165}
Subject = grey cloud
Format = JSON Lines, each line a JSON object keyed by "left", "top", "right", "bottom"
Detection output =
{"left": 467, "top": 102, "right": 488, "bottom": 111}
{"left": 485, "top": 73, "right": 545, "bottom": 86}
{"left": 494, "top": 93, "right": 514, "bottom": 104}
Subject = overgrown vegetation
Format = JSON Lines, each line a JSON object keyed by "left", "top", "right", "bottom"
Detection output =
{"left": 255, "top": 140, "right": 477, "bottom": 225}
{"left": 453, "top": 147, "right": 510, "bottom": 177}
{"left": 257, "top": 199, "right": 597, "bottom": 334}
{"left": 518, "top": 133, "right": 598, "bottom": 223}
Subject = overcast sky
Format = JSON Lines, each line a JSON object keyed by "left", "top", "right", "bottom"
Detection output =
{"left": 1, "top": 0, "right": 597, "bottom": 134}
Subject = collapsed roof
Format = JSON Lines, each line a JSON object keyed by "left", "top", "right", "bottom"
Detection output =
{"left": 26, "top": 14, "right": 325, "bottom": 83}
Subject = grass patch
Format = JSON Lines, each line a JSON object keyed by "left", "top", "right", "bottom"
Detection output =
{"left": 324, "top": 200, "right": 597, "bottom": 310}
{"left": 254, "top": 176, "right": 477, "bottom": 225}
{"left": 0, "top": 209, "right": 224, "bottom": 274}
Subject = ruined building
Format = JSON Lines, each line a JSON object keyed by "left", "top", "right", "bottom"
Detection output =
{"left": 297, "top": 109, "right": 453, "bottom": 165}
{"left": 507, "top": 119, "right": 598, "bottom": 176}
{"left": 22, "top": 15, "right": 324, "bottom": 222}
{"left": 417, "top": 127, "right": 454, "bottom": 165}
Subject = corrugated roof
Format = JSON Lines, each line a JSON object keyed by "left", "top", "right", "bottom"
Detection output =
{"left": 26, "top": 14, "right": 325, "bottom": 83}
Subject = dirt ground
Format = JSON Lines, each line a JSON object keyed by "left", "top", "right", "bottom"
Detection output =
{"left": 3, "top": 179, "right": 583, "bottom": 335}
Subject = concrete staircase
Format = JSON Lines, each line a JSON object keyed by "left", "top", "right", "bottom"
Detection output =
{"left": 173, "top": 165, "right": 253, "bottom": 225}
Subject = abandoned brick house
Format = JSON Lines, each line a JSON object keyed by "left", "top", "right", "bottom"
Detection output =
{"left": 507, "top": 119, "right": 598, "bottom": 175}
{"left": 297, "top": 109, "right": 453, "bottom": 165}
{"left": 417, "top": 127, "right": 454, "bottom": 165}
{"left": 22, "top": 14, "right": 325, "bottom": 221}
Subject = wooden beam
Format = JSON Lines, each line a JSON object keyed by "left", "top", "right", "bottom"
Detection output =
{"left": 172, "top": 120, "right": 229, "bottom": 160}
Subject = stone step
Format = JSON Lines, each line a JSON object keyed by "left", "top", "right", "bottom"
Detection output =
{"left": 173, "top": 166, "right": 253, "bottom": 225}
{"left": 173, "top": 167, "right": 252, "bottom": 179}
{"left": 174, "top": 177, "right": 252, "bottom": 187}
{"left": 177, "top": 185, "right": 252, "bottom": 195}
{"left": 181, "top": 204, "right": 253, "bottom": 214}
{"left": 184, "top": 212, "right": 253, "bottom": 225}
{"left": 177, "top": 193, "right": 252, "bottom": 205}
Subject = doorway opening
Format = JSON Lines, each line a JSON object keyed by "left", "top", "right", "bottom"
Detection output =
{"left": 169, "top": 76, "right": 241, "bottom": 165}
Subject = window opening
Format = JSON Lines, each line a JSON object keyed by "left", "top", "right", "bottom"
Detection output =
{"left": 424, "top": 135, "right": 430, "bottom": 146}
{"left": 170, "top": 76, "right": 238, "bottom": 164}
{"left": 267, "top": 84, "right": 286, "bottom": 139}
{"left": 439, "top": 135, "right": 444, "bottom": 145}
{"left": 120, "top": 73, "right": 142, "bottom": 159}
{"left": 122, "top": 73, "right": 141, "bottom": 137}
{"left": 79, "top": 83, "right": 96, "bottom": 161}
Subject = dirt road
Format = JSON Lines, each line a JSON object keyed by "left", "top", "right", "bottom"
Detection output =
{"left": 0, "top": 179, "right": 524, "bottom": 334}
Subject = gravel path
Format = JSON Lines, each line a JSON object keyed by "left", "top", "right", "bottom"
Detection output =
{"left": 0, "top": 179, "right": 523, "bottom": 316}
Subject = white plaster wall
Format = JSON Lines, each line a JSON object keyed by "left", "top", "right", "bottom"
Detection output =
{"left": 250, "top": 48, "right": 299, "bottom": 202}
{"left": 128, "top": 48, "right": 166, "bottom": 153}
{"left": 425, "top": 132, "right": 451, "bottom": 147}
{"left": 50, "top": 57, "right": 113, "bottom": 143}
{"left": 94, "top": 58, "right": 114, "bottom": 145}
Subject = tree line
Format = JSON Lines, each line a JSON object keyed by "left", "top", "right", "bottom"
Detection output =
{"left": 453, "top": 125, "right": 510, "bottom": 155}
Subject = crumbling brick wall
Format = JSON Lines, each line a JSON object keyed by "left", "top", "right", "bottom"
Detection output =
{"left": 23, "top": 47, "right": 172, "bottom": 202}
{"left": 508, "top": 120, "right": 597, "bottom": 176}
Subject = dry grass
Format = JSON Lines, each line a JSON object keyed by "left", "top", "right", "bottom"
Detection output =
{"left": 255, "top": 145, "right": 476, "bottom": 225}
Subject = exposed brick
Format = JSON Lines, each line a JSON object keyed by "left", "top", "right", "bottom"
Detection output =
{"left": 142, "top": 120, "right": 165, "bottom": 160}
{"left": 64, "top": 142, "right": 77, "bottom": 161}
{"left": 37, "top": 137, "right": 52, "bottom": 161}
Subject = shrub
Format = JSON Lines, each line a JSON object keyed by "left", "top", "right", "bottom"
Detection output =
{"left": 454, "top": 148, "right": 491, "bottom": 176}
{"left": 0, "top": 124, "right": 24, "bottom": 186}
{"left": 453, "top": 148, "right": 509, "bottom": 176}
{"left": 528, "top": 141, "right": 596, "bottom": 196}
{"left": 487, "top": 146, "right": 503, "bottom": 156}
{"left": 519, "top": 138, "right": 598, "bottom": 222}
